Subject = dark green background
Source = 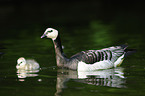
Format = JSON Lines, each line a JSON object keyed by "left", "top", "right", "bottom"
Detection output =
{"left": 0, "top": 0, "right": 145, "bottom": 96}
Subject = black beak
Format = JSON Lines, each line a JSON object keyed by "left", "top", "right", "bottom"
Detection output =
{"left": 41, "top": 34, "right": 46, "bottom": 38}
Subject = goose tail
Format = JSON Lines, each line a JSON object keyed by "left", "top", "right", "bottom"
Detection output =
{"left": 120, "top": 44, "right": 128, "bottom": 49}
{"left": 120, "top": 44, "right": 136, "bottom": 57}
{"left": 124, "top": 49, "right": 137, "bottom": 57}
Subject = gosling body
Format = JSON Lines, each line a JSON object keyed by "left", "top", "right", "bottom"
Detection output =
{"left": 16, "top": 57, "right": 40, "bottom": 70}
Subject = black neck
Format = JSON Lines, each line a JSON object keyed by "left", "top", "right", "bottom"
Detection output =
{"left": 53, "top": 34, "right": 63, "bottom": 54}
{"left": 53, "top": 34, "right": 68, "bottom": 67}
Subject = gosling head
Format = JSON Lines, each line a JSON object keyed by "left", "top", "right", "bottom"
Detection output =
{"left": 16, "top": 57, "right": 26, "bottom": 69}
{"left": 41, "top": 28, "right": 58, "bottom": 40}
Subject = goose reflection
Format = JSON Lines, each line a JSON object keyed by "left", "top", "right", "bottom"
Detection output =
{"left": 16, "top": 57, "right": 40, "bottom": 79}
{"left": 55, "top": 67, "right": 126, "bottom": 96}
{"left": 77, "top": 67, "right": 125, "bottom": 88}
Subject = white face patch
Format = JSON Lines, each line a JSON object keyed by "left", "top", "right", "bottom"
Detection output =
{"left": 44, "top": 28, "right": 58, "bottom": 40}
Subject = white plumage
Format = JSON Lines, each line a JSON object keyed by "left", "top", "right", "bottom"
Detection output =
{"left": 78, "top": 60, "right": 113, "bottom": 71}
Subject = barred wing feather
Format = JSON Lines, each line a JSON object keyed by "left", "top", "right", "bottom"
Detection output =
{"left": 71, "top": 46, "right": 125, "bottom": 64}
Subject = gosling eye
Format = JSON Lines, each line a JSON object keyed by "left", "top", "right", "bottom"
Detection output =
{"left": 18, "top": 62, "right": 23, "bottom": 66}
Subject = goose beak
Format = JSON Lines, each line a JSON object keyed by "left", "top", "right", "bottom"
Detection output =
{"left": 41, "top": 34, "right": 46, "bottom": 38}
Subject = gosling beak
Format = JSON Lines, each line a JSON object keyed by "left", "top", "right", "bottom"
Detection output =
{"left": 41, "top": 34, "right": 46, "bottom": 38}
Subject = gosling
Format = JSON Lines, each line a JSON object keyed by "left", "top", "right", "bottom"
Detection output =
{"left": 16, "top": 57, "right": 40, "bottom": 70}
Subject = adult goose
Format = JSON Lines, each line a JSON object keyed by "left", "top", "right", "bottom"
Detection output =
{"left": 41, "top": 28, "right": 135, "bottom": 71}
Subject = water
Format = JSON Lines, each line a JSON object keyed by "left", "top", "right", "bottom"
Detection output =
{"left": 1, "top": 1, "right": 145, "bottom": 96}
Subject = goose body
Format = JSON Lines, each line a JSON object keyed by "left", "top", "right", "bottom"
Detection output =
{"left": 16, "top": 57, "right": 40, "bottom": 70}
{"left": 41, "top": 28, "right": 135, "bottom": 71}
{"left": 76, "top": 48, "right": 125, "bottom": 71}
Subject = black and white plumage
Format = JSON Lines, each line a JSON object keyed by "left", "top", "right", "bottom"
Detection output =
{"left": 41, "top": 28, "right": 136, "bottom": 71}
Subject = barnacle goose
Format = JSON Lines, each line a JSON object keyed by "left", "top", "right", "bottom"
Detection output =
{"left": 41, "top": 28, "right": 136, "bottom": 71}
{"left": 16, "top": 57, "right": 40, "bottom": 70}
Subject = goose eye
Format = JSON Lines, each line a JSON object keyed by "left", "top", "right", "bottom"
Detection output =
{"left": 46, "top": 30, "right": 53, "bottom": 35}
{"left": 48, "top": 30, "right": 53, "bottom": 32}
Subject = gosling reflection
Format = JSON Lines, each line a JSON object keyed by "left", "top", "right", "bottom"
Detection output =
{"left": 55, "top": 67, "right": 126, "bottom": 96}
{"left": 17, "top": 69, "right": 40, "bottom": 78}
{"left": 16, "top": 57, "right": 40, "bottom": 78}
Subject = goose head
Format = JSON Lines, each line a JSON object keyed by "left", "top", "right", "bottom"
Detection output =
{"left": 41, "top": 28, "right": 58, "bottom": 40}
{"left": 16, "top": 57, "right": 26, "bottom": 69}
